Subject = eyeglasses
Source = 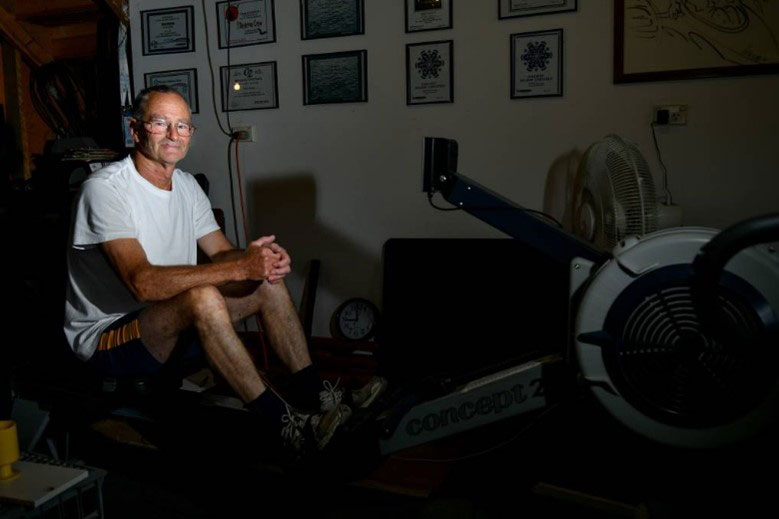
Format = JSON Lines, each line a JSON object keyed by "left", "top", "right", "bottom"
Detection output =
{"left": 141, "top": 119, "right": 196, "bottom": 137}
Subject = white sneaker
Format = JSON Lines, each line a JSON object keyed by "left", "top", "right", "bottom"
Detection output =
{"left": 280, "top": 403, "right": 352, "bottom": 456}
{"left": 311, "top": 403, "right": 352, "bottom": 450}
{"left": 351, "top": 376, "right": 388, "bottom": 409}
{"left": 319, "top": 376, "right": 388, "bottom": 412}
{"left": 319, "top": 379, "right": 345, "bottom": 412}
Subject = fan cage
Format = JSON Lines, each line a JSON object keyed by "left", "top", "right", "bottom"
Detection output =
{"left": 580, "top": 135, "right": 659, "bottom": 249}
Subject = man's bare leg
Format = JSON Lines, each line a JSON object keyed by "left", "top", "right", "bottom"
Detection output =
{"left": 221, "top": 280, "right": 312, "bottom": 374}
{"left": 138, "top": 285, "right": 265, "bottom": 403}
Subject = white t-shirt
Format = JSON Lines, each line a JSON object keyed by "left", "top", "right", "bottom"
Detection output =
{"left": 64, "top": 156, "right": 220, "bottom": 361}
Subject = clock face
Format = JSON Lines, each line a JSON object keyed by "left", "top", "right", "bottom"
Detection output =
{"left": 337, "top": 299, "right": 378, "bottom": 340}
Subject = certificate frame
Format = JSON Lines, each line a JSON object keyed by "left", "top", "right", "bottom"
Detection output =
{"left": 144, "top": 68, "right": 199, "bottom": 114}
{"left": 406, "top": 40, "right": 453, "bottom": 105}
{"left": 498, "top": 0, "right": 576, "bottom": 20}
{"left": 302, "top": 50, "right": 368, "bottom": 105}
{"left": 614, "top": 0, "right": 779, "bottom": 83}
{"left": 216, "top": 0, "right": 276, "bottom": 49}
{"left": 300, "top": 0, "right": 365, "bottom": 40}
{"left": 510, "top": 29, "right": 563, "bottom": 99}
{"left": 220, "top": 62, "right": 279, "bottom": 112}
{"left": 405, "top": 0, "right": 453, "bottom": 33}
{"left": 141, "top": 6, "right": 195, "bottom": 56}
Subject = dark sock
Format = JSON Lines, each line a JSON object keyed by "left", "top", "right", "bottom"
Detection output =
{"left": 285, "top": 364, "right": 322, "bottom": 412}
{"left": 245, "top": 389, "right": 288, "bottom": 432}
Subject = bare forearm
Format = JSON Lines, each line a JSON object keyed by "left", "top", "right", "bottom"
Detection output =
{"left": 210, "top": 247, "right": 245, "bottom": 263}
{"left": 132, "top": 261, "right": 247, "bottom": 302}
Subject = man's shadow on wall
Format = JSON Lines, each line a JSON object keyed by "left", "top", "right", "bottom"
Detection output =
{"left": 243, "top": 174, "right": 382, "bottom": 304}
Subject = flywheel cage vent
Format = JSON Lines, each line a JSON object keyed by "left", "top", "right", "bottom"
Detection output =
{"left": 604, "top": 280, "right": 778, "bottom": 428}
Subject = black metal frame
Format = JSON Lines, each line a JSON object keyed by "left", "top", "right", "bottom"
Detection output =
{"left": 498, "top": 0, "right": 576, "bottom": 20}
{"left": 405, "top": 0, "right": 453, "bottom": 33}
{"left": 219, "top": 61, "right": 279, "bottom": 112}
{"left": 510, "top": 28, "right": 564, "bottom": 99}
{"left": 302, "top": 50, "right": 368, "bottom": 105}
{"left": 141, "top": 6, "right": 195, "bottom": 56}
{"left": 300, "top": 0, "right": 364, "bottom": 40}
{"left": 406, "top": 40, "right": 454, "bottom": 105}
{"left": 216, "top": 0, "right": 277, "bottom": 49}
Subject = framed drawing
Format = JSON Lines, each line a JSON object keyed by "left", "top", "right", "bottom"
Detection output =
{"left": 615, "top": 0, "right": 779, "bottom": 82}
{"left": 216, "top": 0, "right": 276, "bottom": 48}
{"left": 141, "top": 6, "right": 195, "bottom": 55}
{"left": 144, "top": 68, "right": 199, "bottom": 113}
{"left": 498, "top": 0, "right": 576, "bottom": 20}
{"left": 220, "top": 62, "right": 279, "bottom": 111}
{"left": 300, "top": 0, "right": 364, "bottom": 40}
{"left": 406, "top": 40, "right": 453, "bottom": 105}
{"left": 511, "top": 29, "right": 563, "bottom": 99}
{"left": 302, "top": 50, "right": 368, "bottom": 105}
{"left": 405, "top": 0, "right": 453, "bottom": 33}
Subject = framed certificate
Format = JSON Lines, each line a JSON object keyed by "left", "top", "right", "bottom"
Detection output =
{"left": 220, "top": 62, "right": 279, "bottom": 111}
{"left": 302, "top": 50, "right": 367, "bottom": 105}
{"left": 144, "top": 68, "right": 199, "bottom": 113}
{"left": 498, "top": 0, "right": 576, "bottom": 20}
{"left": 216, "top": 0, "right": 276, "bottom": 48}
{"left": 406, "top": 40, "right": 453, "bottom": 105}
{"left": 405, "top": 0, "right": 453, "bottom": 33}
{"left": 300, "top": 0, "right": 364, "bottom": 40}
{"left": 511, "top": 29, "right": 563, "bottom": 99}
{"left": 141, "top": 6, "right": 195, "bottom": 55}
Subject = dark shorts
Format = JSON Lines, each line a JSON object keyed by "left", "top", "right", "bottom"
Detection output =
{"left": 88, "top": 309, "right": 204, "bottom": 378}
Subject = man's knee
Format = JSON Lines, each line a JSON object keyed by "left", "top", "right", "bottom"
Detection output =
{"left": 256, "top": 279, "right": 292, "bottom": 309}
{"left": 183, "top": 285, "right": 229, "bottom": 319}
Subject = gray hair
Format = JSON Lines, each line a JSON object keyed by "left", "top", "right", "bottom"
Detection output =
{"left": 131, "top": 85, "right": 189, "bottom": 122}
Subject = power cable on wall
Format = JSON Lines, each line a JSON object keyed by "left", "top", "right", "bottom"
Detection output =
{"left": 202, "top": 0, "right": 249, "bottom": 249}
{"left": 651, "top": 122, "right": 673, "bottom": 205}
{"left": 204, "top": 1, "right": 268, "bottom": 365}
{"left": 202, "top": 0, "right": 232, "bottom": 138}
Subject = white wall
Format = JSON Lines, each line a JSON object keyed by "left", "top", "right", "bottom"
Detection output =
{"left": 130, "top": 0, "right": 779, "bottom": 336}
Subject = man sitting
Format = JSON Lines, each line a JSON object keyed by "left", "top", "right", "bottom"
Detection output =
{"left": 64, "top": 85, "right": 373, "bottom": 458}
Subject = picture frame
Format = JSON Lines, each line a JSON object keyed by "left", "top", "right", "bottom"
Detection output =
{"left": 498, "top": 0, "right": 576, "bottom": 20}
{"left": 614, "top": 0, "right": 779, "bottom": 83}
{"left": 405, "top": 0, "right": 453, "bottom": 33}
{"left": 300, "top": 0, "right": 364, "bottom": 40}
{"left": 144, "top": 68, "right": 199, "bottom": 113}
{"left": 302, "top": 50, "right": 367, "bottom": 105}
{"left": 220, "top": 62, "right": 279, "bottom": 111}
{"left": 141, "top": 6, "right": 195, "bottom": 56}
{"left": 510, "top": 29, "right": 563, "bottom": 99}
{"left": 406, "top": 40, "right": 453, "bottom": 105}
{"left": 216, "top": 0, "right": 276, "bottom": 49}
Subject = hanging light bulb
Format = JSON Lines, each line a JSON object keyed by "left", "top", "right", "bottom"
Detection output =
{"left": 233, "top": 82, "right": 241, "bottom": 91}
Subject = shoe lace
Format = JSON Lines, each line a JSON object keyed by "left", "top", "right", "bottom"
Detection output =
{"left": 280, "top": 405, "right": 308, "bottom": 451}
{"left": 319, "top": 378, "right": 344, "bottom": 411}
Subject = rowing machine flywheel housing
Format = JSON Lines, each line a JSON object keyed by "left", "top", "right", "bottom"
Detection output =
{"left": 573, "top": 227, "right": 779, "bottom": 448}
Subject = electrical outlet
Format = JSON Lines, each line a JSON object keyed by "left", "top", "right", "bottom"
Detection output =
{"left": 653, "top": 105, "right": 688, "bottom": 125}
{"left": 232, "top": 125, "right": 255, "bottom": 142}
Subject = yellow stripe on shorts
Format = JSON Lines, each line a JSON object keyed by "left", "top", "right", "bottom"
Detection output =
{"left": 97, "top": 319, "right": 141, "bottom": 351}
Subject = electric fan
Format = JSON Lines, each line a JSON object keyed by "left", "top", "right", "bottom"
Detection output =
{"left": 572, "top": 135, "right": 659, "bottom": 250}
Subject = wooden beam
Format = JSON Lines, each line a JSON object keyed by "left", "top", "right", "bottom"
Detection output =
{"left": 11, "top": 0, "right": 97, "bottom": 21}
{"left": 22, "top": 20, "right": 94, "bottom": 41}
{"left": 1, "top": 40, "right": 30, "bottom": 180}
{"left": 0, "top": 44, "right": 5, "bottom": 108}
{"left": 0, "top": 4, "right": 53, "bottom": 66}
